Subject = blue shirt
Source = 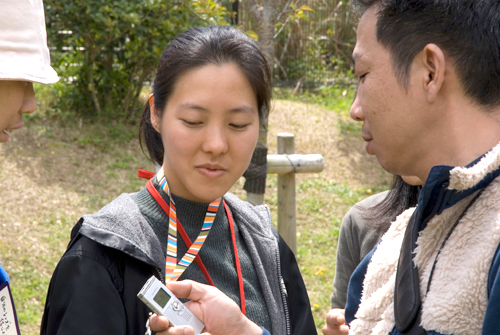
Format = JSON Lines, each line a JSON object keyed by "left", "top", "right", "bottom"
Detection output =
{"left": 0, "top": 259, "right": 9, "bottom": 286}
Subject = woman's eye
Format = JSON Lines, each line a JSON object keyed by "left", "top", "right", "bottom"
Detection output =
{"left": 229, "top": 123, "right": 249, "bottom": 130}
{"left": 182, "top": 120, "right": 202, "bottom": 127}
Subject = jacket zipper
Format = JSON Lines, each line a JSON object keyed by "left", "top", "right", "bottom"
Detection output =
{"left": 155, "top": 267, "right": 164, "bottom": 283}
{"left": 276, "top": 245, "right": 291, "bottom": 335}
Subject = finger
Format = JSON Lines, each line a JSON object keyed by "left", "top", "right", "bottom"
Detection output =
{"left": 334, "top": 313, "right": 346, "bottom": 325}
{"left": 149, "top": 314, "right": 170, "bottom": 331}
{"left": 322, "top": 323, "right": 349, "bottom": 335}
{"left": 326, "top": 309, "right": 346, "bottom": 326}
{"left": 339, "top": 324, "right": 349, "bottom": 334}
{"left": 152, "top": 323, "right": 195, "bottom": 335}
{"left": 167, "top": 326, "right": 195, "bottom": 335}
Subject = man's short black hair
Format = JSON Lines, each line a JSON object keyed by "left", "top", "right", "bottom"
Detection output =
{"left": 353, "top": 0, "right": 500, "bottom": 108}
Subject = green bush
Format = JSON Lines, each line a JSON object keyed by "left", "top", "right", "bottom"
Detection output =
{"left": 44, "top": 0, "right": 227, "bottom": 121}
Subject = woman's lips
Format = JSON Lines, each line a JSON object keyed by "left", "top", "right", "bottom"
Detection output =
{"left": 196, "top": 164, "right": 227, "bottom": 179}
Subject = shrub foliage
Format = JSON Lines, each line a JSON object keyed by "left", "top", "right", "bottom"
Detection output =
{"left": 44, "top": 0, "right": 227, "bottom": 121}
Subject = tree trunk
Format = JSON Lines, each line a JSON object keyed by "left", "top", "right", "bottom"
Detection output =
{"left": 244, "top": 0, "right": 283, "bottom": 205}
{"left": 86, "top": 46, "right": 102, "bottom": 119}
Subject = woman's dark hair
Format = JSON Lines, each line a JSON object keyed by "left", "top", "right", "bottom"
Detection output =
{"left": 353, "top": 0, "right": 500, "bottom": 108}
{"left": 363, "top": 175, "right": 420, "bottom": 232}
{"left": 139, "top": 25, "right": 272, "bottom": 166}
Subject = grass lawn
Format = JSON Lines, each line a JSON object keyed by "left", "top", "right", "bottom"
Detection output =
{"left": 0, "top": 92, "right": 391, "bottom": 334}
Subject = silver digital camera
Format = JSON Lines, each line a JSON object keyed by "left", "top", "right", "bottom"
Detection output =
{"left": 137, "top": 276, "right": 205, "bottom": 334}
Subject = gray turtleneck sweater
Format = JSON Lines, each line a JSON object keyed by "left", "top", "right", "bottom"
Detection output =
{"left": 133, "top": 182, "right": 272, "bottom": 332}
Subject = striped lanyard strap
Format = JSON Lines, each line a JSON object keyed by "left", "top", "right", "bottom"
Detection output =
{"left": 155, "top": 167, "right": 221, "bottom": 283}
{"left": 145, "top": 173, "right": 247, "bottom": 315}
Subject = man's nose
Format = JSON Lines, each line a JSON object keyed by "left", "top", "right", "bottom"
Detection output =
{"left": 350, "top": 95, "right": 364, "bottom": 122}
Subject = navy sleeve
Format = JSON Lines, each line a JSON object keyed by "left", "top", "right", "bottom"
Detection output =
{"left": 483, "top": 243, "right": 500, "bottom": 334}
{"left": 345, "top": 242, "right": 378, "bottom": 325}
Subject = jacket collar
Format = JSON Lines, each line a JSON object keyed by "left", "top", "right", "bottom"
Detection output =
{"left": 418, "top": 141, "right": 500, "bottom": 229}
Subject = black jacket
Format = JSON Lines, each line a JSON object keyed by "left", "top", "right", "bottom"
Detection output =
{"left": 41, "top": 192, "right": 316, "bottom": 335}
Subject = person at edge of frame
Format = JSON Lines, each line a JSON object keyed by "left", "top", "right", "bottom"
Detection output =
{"left": 0, "top": 0, "right": 58, "bottom": 332}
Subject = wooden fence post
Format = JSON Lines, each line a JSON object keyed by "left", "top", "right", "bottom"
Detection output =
{"left": 277, "top": 133, "right": 297, "bottom": 255}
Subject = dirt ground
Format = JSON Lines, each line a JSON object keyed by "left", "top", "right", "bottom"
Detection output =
{"left": 0, "top": 99, "right": 390, "bottom": 334}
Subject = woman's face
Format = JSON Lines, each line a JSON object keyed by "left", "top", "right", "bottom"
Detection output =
{"left": 0, "top": 81, "right": 36, "bottom": 143}
{"left": 152, "top": 63, "right": 260, "bottom": 203}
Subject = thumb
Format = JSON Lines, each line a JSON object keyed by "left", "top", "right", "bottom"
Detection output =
{"left": 167, "top": 280, "right": 214, "bottom": 302}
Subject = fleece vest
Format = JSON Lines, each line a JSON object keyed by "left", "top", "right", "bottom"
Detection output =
{"left": 350, "top": 142, "right": 500, "bottom": 335}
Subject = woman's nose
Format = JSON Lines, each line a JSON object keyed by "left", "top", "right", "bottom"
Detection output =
{"left": 202, "top": 126, "right": 229, "bottom": 155}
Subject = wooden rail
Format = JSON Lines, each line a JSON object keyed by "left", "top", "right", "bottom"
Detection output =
{"left": 248, "top": 133, "right": 324, "bottom": 255}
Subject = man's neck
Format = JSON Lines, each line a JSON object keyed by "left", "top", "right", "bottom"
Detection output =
{"left": 418, "top": 104, "right": 500, "bottom": 183}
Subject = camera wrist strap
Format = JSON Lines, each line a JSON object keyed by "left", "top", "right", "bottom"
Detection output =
{"left": 145, "top": 172, "right": 246, "bottom": 315}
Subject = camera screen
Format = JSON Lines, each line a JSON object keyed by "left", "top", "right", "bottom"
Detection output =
{"left": 153, "top": 287, "right": 171, "bottom": 308}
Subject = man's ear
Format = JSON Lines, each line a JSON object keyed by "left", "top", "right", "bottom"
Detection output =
{"left": 421, "top": 43, "right": 446, "bottom": 103}
{"left": 149, "top": 94, "right": 161, "bottom": 133}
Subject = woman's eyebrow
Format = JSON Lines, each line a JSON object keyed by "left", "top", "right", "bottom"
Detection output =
{"left": 178, "top": 103, "right": 256, "bottom": 114}
{"left": 228, "top": 105, "right": 257, "bottom": 114}
{"left": 178, "top": 102, "right": 208, "bottom": 112}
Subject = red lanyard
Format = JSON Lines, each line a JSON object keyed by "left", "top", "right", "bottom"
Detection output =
{"left": 145, "top": 178, "right": 246, "bottom": 315}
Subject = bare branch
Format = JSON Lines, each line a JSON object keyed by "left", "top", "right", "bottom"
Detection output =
{"left": 182, "top": 0, "right": 209, "bottom": 23}
{"left": 276, "top": 0, "right": 293, "bottom": 23}
{"left": 274, "top": 14, "right": 291, "bottom": 39}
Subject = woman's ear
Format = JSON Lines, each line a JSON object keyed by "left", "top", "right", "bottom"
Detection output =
{"left": 149, "top": 94, "right": 161, "bottom": 133}
{"left": 421, "top": 43, "right": 446, "bottom": 103}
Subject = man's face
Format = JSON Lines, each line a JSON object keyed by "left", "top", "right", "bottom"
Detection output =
{"left": 350, "top": 6, "right": 436, "bottom": 178}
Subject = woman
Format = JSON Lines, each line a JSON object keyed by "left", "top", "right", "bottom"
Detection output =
{"left": 41, "top": 25, "right": 315, "bottom": 335}
{"left": 323, "top": 176, "right": 421, "bottom": 335}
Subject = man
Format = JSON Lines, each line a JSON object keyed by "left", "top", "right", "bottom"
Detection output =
{"left": 325, "top": 0, "right": 500, "bottom": 334}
